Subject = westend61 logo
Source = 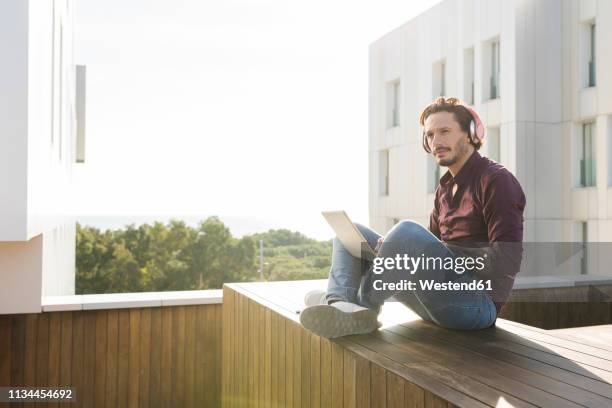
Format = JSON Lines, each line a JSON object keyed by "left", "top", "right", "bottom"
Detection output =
{"left": 372, "top": 253, "right": 487, "bottom": 275}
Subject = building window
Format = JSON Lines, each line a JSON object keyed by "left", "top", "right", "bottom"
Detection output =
{"left": 486, "top": 127, "right": 500, "bottom": 163}
{"left": 379, "top": 150, "right": 389, "bottom": 196}
{"left": 463, "top": 47, "right": 475, "bottom": 105}
{"left": 386, "top": 80, "right": 400, "bottom": 128}
{"left": 581, "top": 21, "right": 596, "bottom": 88}
{"left": 490, "top": 40, "right": 500, "bottom": 99}
{"left": 588, "top": 23, "right": 596, "bottom": 87}
{"left": 482, "top": 38, "right": 500, "bottom": 100}
{"left": 579, "top": 122, "right": 596, "bottom": 187}
{"left": 76, "top": 65, "right": 87, "bottom": 163}
{"left": 608, "top": 116, "right": 612, "bottom": 186}
{"left": 427, "top": 155, "right": 441, "bottom": 194}
{"left": 432, "top": 60, "right": 446, "bottom": 98}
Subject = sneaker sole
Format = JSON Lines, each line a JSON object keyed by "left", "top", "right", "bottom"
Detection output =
{"left": 299, "top": 304, "right": 379, "bottom": 338}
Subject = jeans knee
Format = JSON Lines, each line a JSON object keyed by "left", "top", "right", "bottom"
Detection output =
{"left": 333, "top": 236, "right": 345, "bottom": 251}
{"left": 387, "top": 220, "right": 428, "bottom": 242}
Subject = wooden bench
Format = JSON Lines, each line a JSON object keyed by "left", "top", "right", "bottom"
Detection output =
{"left": 221, "top": 280, "right": 612, "bottom": 407}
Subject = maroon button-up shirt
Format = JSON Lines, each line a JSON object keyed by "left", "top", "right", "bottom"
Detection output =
{"left": 429, "top": 150, "right": 526, "bottom": 313}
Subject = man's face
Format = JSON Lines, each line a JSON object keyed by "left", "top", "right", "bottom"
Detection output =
{"left": 424, "top": 111, "right": 472, "bottom": 167}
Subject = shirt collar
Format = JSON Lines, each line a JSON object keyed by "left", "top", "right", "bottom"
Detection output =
{"left": 439, "top": 150, "right": 483, "bottom": 187}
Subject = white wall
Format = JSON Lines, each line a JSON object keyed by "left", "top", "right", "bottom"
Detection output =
{"left": 0, "top": 0, "right": 77, "bottom": 313}
{"left": 0, "top": 0, "right": 76, "bottom": 242}
{"left": 0, "top": 0, "right": 29, "bottom": 241}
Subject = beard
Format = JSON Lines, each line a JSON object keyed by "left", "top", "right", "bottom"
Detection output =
{"left": 435, "top": 140, "right": 470, "bottom": 167}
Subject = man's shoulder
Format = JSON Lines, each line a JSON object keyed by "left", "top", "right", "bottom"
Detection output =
{"left": 476, "top": 156, "right": 526, "bottom": 207}
{"left": 478, "top": 156, "right": 520, "bottom": 186}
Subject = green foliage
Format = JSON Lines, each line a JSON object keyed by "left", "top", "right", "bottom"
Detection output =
{"left": 76, "top": 217, "right": 332, "bottom": 294}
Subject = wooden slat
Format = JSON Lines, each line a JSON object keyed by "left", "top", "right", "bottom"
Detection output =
{"left": 116, "top": 309, "right": 130, "bottom": 408}
{"left": 343, "top": 349, "right": 356, "bottom": 408}
{"left": 232, "top": 292, "right": 240, "bottom": 407}
{"left": 231, "top": 291, "right": 238, "bottom": 408}
{"left": 215, "top": 304, "right": 222, "bottom": 407}
{"left": 425, "top": 393, "right": 449, "bottom": 408}
{"left": 355, "top": 354, "right": 370, "bottom": 408}
{"left": 277, "top": 311, "right": 286, "bottom": 408}
{"left": 310, "top": 331, "right": 321, "bottom": 408}
{"left": 48, "top": 312, "right": 62, "bottom": 408}
{"left": 139, "top": 307, "right": 152, "bottom": 408}
{"left": 70, "top": 312, "right": 84, "bottom": 408}
{"left": 149, "top": 306, "right": 162, "bottom": 407}
{"left": 300, "top": 323, "right": 310, "bottom": 408}
{"left": 194, "top": 305, "right": 205, "bottom": 408}
{"left": 292, "top": 317, "right": 302, "bottom": 408}
{"left": 370, "top": 363, "right": 386, "bottom": 408}
{"left": 59, "top": 312, "right": 73, "bottom": 408}
{"left": 285, "top": 321, "right": 295, "bottom": 407}
{"left": 82, "top": 311, "right": 97, "bottom": 408}
{"left": 320, "top": 338, "right": 332, "bottom": 408}
{"left": 105, "top": 310, "right": 119, "bottom": 408}
{"left": 172, "top": 306, "right": 185, "bottom": 407}
{"left": 0, "top": 316, "right": 11, "bottom": 386}
{"left": 246, "top": 298, "right": 255, "bottom": 407}
{"left": 254, "top": 301, "right": 261, "bottom": 406}
{"left": 240, "top": 292, "right": 247, "bottom": 407}
{"left": 331, "top": 341, "right": 344, "bottom": 408}
{"left": 12, "top": 315, "right": 26, "bottom": 388}
{"left": 184, "top": 306, "right": 195, "bottom": 408}
{"left": 386, "top": 371, "right": 404, "bottom": 408}
{"left": 221, "top": 287, "right": 232, "bottom": 406}
{"left": 266, "top": 308, "right": 273, "bottom": 405}
{"left": 270, "top": 312, "right": 279, "bottom": 408}
{"left": 404, "top": 381, "right": 425, "bottom": 408}
{"left": 93, "top": 310, "right": 107, "bottom": 408}
{"left": 271, "top": 310, "right": 279, "bottom": 408}
{"left": 36, "top": 313, "right": 50, "bottom": 389}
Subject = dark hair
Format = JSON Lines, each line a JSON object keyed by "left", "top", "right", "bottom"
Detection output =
{"left": 419, "top": 97, "right": 482, "bottom": 153}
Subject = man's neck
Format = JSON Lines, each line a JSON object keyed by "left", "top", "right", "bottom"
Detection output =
{"left": 448, "top": 147, "right": 475, "bottom": 177}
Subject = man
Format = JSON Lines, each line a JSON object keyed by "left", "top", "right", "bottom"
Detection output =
{"left": 299, "top": 97, "right": 526, "bottom": 338}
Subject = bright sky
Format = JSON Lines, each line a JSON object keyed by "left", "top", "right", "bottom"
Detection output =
{"left": 73, "top": 0, "right": 441, "bottom": 238}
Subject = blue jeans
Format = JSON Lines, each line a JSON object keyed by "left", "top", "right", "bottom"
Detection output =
{"left": 325, "top": 220, "right": 496, "bottom": 330}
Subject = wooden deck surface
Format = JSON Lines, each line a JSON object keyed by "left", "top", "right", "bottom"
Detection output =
{"left": 550, "top": 325, "right": 612, "bottom": 350}
{"left": 222, "top": 280, "right": 612, "bottom": 408}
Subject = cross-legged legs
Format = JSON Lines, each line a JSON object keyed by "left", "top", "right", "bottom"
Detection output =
{"left": 300, "top": 220, "right": 496, "bottom": 337}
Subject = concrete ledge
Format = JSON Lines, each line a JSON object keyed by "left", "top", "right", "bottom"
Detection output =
{"left": 42, "top": 289, "right": 222, "bottom": 312}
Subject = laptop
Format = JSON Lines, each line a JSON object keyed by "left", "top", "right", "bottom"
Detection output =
{"left": 321, "top": 211, "right": 378, "bottom": 260}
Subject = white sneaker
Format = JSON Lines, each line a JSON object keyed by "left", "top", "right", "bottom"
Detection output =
{"left": 299, "top": 301, "right": 379, "bottom": 338}
{"left": 304, "top": 290, "right": 327, "bottom": 307}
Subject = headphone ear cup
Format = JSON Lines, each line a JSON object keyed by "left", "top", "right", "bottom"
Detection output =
{"left": 469, "top": 120, "right": 476, "bottom": 142}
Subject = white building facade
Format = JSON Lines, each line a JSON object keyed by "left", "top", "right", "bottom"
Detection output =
{"left": 369, "top": 0, "right": 612, "bottom": 255}
{"left": 0, "top": 0, "right": 85, "bottom": 313}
